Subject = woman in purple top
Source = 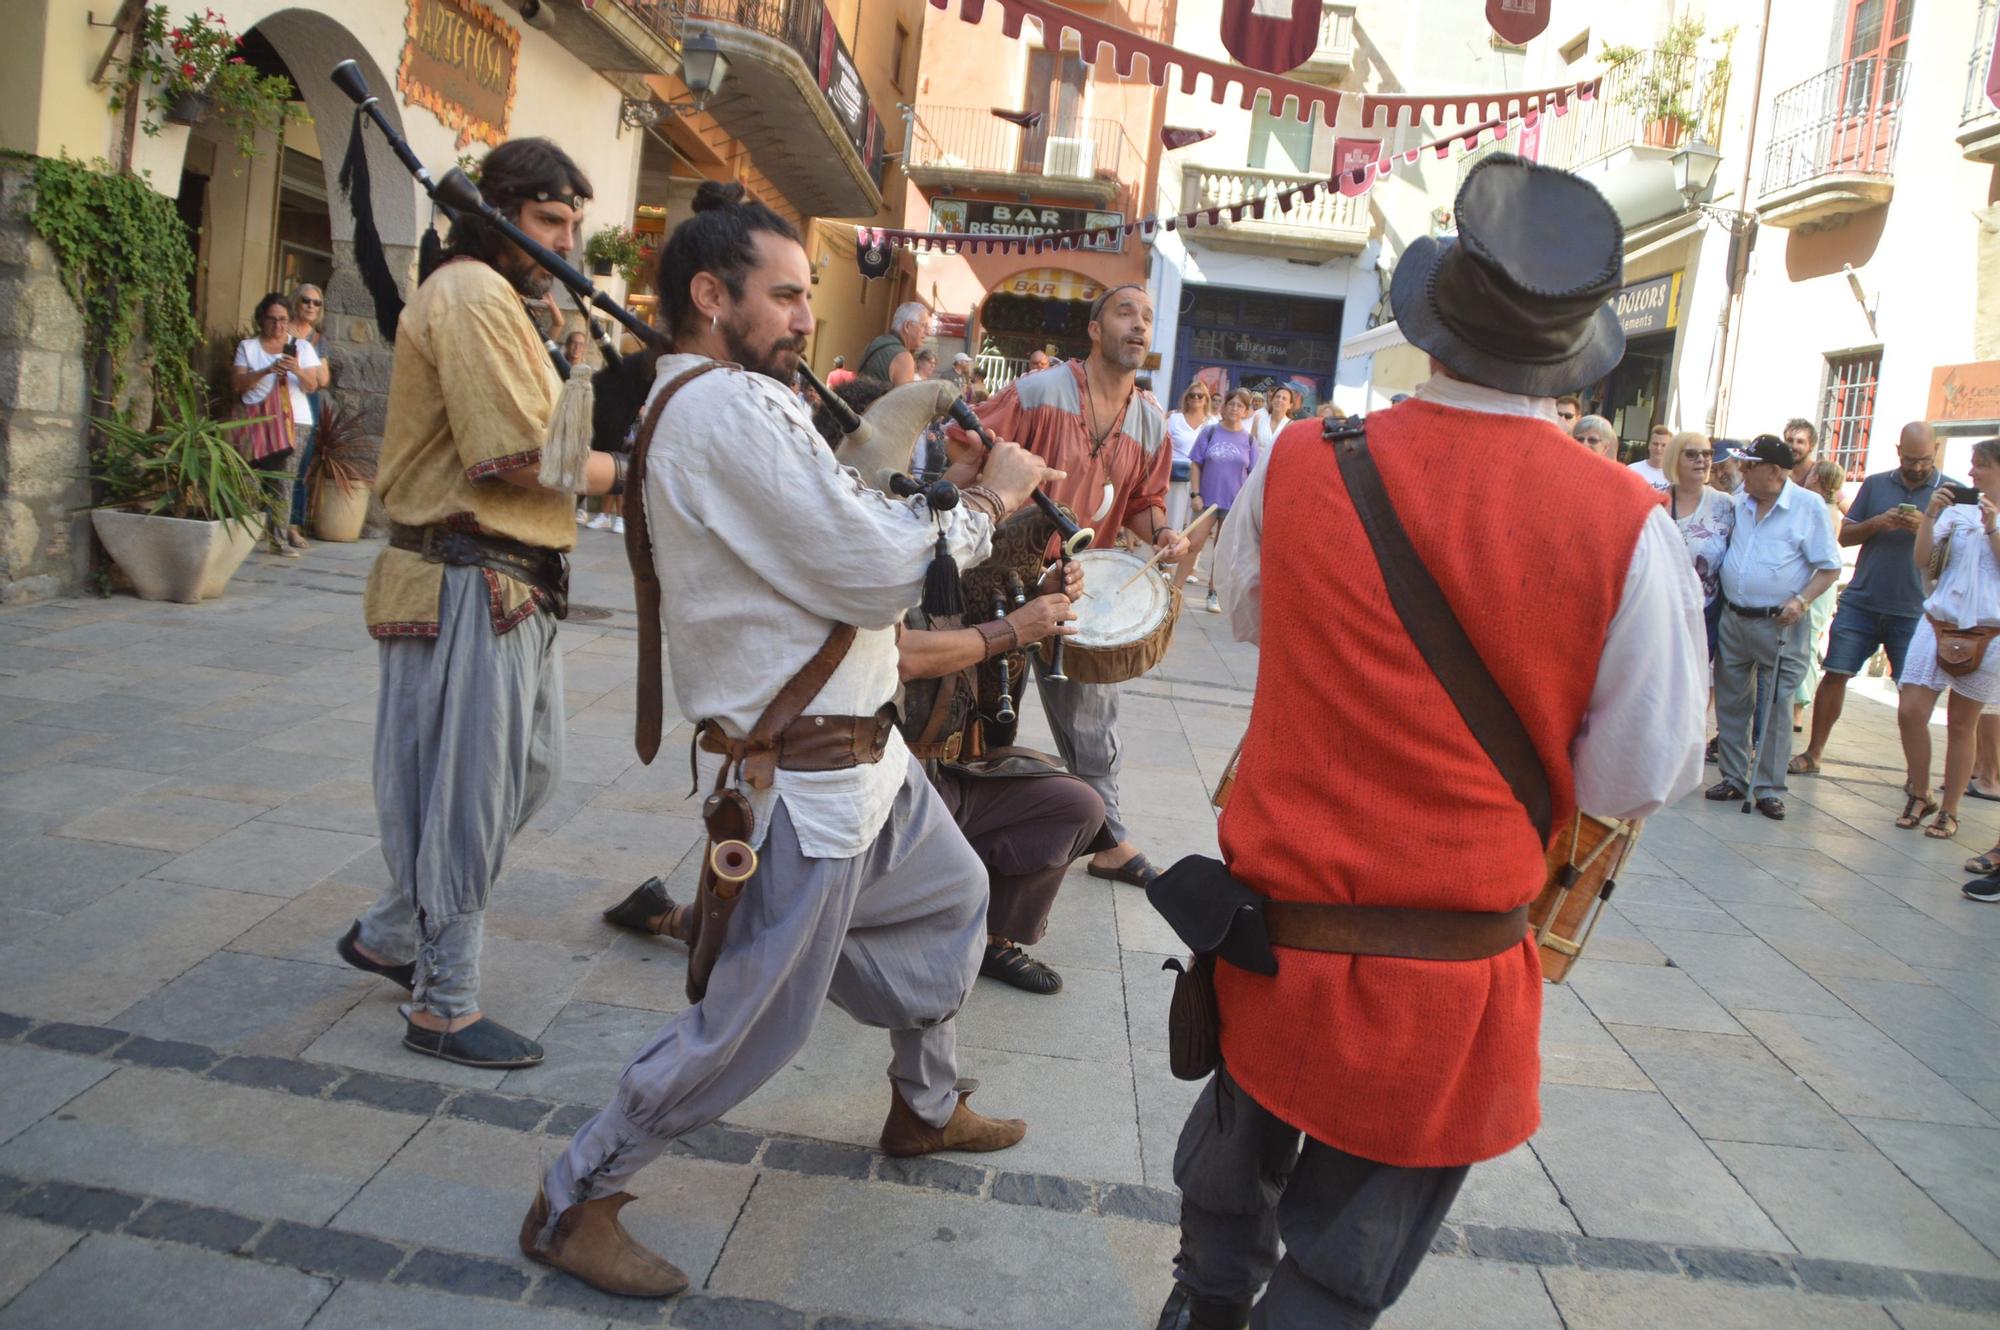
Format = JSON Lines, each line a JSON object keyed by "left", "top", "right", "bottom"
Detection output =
{"left": 1174, "top": 387, "right": 1256, "bottom": 613}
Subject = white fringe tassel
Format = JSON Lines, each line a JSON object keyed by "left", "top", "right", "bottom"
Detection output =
{"left": 539, "top": 360, "right": 595, "bottom": 492}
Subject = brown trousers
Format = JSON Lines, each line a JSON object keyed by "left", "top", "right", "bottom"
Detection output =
{"left": 929, "top": 765, "right": 1104, "bottom": 943}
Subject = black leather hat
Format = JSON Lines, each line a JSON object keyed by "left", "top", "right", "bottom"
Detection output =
{"left": 1390, "top": 154, "right": 1626, "bottom": 398}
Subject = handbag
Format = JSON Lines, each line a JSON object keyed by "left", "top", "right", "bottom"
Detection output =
{"left": 1928, "top": 616, "right": 2000, "bottom": 678}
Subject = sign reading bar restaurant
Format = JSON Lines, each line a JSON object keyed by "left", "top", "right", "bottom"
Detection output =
{"left": 400, "top": 0, "right": 519, "bottom": 149}
{"left": 1612, "top": 271, "right": 1682, "bottom": 337}
{"left": 929, "top": 200, "right": 1126, "bottom": 252}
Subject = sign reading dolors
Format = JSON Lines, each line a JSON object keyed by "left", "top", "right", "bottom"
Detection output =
{"left": 930, "top": 200, "right": 1126, "bottom": 253}
{"left": 400, "top": 0, "right": 519, "bottom": 149}
{"left": 1612, "top": 272, "right": 1682, "bottom": 337}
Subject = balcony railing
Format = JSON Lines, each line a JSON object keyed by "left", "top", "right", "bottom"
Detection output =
{"left": 1536, "top": 49, "right": 1729, "bottom": 173}
{"left": 906, "top": 104, "right": 1137, "bottom": 186}
{"left": 1761, "top": 57, "right": 1910, "bottom": 197}
{"left": 681, "top": 0, "right": 825, "bottom": 71}
{"left": 1968, "top": 0, "right": 1999, "bottom": 127}
{"left": 617, "top": 0, "right": 682, "bottom": 50}
{"left": 1293, "top": 2, "right": 1357, "bottom": 80}
{"left": 1181, "top": 166, "right": 1369, "bottom": 254}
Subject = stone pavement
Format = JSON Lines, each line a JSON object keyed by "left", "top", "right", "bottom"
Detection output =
{"left": 0, "top": 531, "right": 1997, "bottom": 1329}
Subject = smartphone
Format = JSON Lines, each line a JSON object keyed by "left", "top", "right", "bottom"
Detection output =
{"left": 284, "top": 338, "right": 298, "bottom": 359}
{"left": 1948, "top": 484, "right": 1981, "bottom": 506}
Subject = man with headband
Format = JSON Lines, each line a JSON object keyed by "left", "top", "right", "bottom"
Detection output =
{"left": 957, "top": 282, "right": 1188, "bottom": 886}
{"left": 521, "top": 181, "right": 1052, "bottom": 1299}
{"left": 335, "top": 138, "right": 629, "bottom": 1071}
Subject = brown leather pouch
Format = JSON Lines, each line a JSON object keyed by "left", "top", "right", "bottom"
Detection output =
{"left": 1162, "top": 954, "right": 1221, "bottom": 1082}
{"left": 1929, "top": 616, "right": 2000, "bottom": 678}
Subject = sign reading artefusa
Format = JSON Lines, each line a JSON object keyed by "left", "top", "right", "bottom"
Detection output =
{"left": 400, "top": 0, "right": 519, "bottom": 149}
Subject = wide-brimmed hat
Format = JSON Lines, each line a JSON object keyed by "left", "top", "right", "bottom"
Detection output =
{"left": 1391, "top": 154, "right": 1626, "bottom": 398}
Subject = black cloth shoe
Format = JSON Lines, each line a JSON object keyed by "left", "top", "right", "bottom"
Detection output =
{"left": 980, "top": 941, "right": 1063, "bottom": 994}
{"left": 1705, "top": 737, "right": 1718, "bottom": 764}
{"left": 1755, "top": 797, "right": 1786, "bottom": 820}
{"left": 1705, "top": 780, "right": 1746, "bottom": 801}
{"left": 336, "top": 921, "right": 414, "bottom": 991}
{"left": 402, "top": 1017, "right": 544, "bottom": 1069}
{"left": 1155, "top": 1284, "right": 1251, "bottom": 1330}
{"left": 1965, "top": 874, "right": 2000, "bottom": 904}
{"left": 603, "top": 877, "right": 674, "bottom": 934}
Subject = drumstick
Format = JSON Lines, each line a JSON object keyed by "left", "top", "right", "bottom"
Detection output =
{"left": 1117, "top": 506, "right": 1219, "bottom": 593}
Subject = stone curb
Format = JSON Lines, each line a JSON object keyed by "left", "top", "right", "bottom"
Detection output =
{"left": 5, "top": 1012, "right": 1998, "bottom": 1313}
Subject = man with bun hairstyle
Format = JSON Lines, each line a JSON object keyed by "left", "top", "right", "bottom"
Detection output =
{"left": 335, "top": 137, "right": 628, "bottom": 1072}
{"left": 1151, "top": 155, "right": 1707, "bottom": 1329}
{"left": 523, "top": 182, "right": 1050, "bottom": 1298}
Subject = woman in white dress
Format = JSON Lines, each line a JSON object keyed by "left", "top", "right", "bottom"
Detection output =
{"left": 1898, "top": 439, "right": 2000, "bottom": 841}
{"left": 1164, "top": 382, "right": 1211, "bottom": 532}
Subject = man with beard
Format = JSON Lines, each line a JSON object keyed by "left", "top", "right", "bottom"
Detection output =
{"left": 958, "top": 284, "right": 1189, "bottom": 885}
{"left": 521, "top": 182, "right": 1051, "bottom": 1299}
{"left": 336, "top": 138, "right": 627, "bottom": 1070}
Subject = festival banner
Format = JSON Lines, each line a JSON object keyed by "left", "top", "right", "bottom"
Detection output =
{"left": 1333, "top": 136, "right": 1380, "bottom": 196}
{"left": 1485, "top": 0, "right": 1549, "bottom": 46}
{"left": 1220, "top": 0, "right": 1321, "bottom": 76}
{"left": 1162, "top": 125, "right": 1217, "bottom": 150}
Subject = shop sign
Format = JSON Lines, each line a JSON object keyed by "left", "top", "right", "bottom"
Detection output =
{"left": 1929, "top": 360, "right": 2000, "bottom": 427}
{"left": 929, "top": 200, "right": 1125, "bottom": 252}
{"left": 935, "top": 312, "right": 968, "bottom": 338}
{"left": 816, "top": 10, "right": 881, "bottom": 178}
{"left": 1190, "top": 329, "right": 1296, "bottom": 364}
{"left": 399, "top": 0, "right": 519, "bottom": 149}
{"left": 1613, "top": 271, "right": 1681, "bottom": 337}
{"left": 998, "top": 268, "right": 1104, "bottom": 303}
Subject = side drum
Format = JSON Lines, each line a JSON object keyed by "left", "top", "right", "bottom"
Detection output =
{"left": 1065, "top": 547, "right": 1180, "bottom": 685}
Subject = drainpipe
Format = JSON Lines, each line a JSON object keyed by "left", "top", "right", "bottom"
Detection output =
{"left": 1704, "top": 0, "right": 1773, "bottom": 437}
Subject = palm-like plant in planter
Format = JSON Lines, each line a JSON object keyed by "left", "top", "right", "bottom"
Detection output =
{"left": 87, "top": 381, "right": 272, "bottom": 602}
{"left": 304, "top": 399, "right": 380, "bottom": 542}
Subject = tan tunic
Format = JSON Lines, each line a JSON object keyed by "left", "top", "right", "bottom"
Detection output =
{"left": 363, "top": 259, "right": 572, "bottom": 638}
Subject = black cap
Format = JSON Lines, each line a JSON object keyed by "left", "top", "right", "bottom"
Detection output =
{"left": 1725, "top": 435, "right": 1794, "bottom": 467}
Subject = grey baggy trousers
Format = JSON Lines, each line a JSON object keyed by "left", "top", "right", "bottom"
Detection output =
{"left": 357, "top": 565, "right": 563, "bottom": 1018}
{"left": 1034, "top": 660, "right": 1129, "bottom": 845}
{"left": 1714, "top": 607, "right": 1811, "bottom": 803}
{"left": 543, "top": 755, "right": 987, "bottom": 1218}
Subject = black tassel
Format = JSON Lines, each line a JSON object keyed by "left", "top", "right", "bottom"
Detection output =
{"left": 338, "top": 109, "right": 405, "bottom": 342}
{"left": 920, "top": 528, "right": 965, "bottom": 619}
{"left": 417, "top": 221, "right": 444, "bottom": 285}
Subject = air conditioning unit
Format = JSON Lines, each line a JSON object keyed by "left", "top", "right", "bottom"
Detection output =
{"left": 1044, "top": 136, "right": 1095, "bottom": 180}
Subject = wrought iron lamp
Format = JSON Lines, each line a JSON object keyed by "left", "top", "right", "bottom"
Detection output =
{"left": 618, "top": 32, "right": 730, "bottom": 129}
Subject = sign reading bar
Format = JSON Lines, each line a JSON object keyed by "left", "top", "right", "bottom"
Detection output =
{"left": 930, "top": 200, "right": 1126, "bottom": 253}
{"left": 1613, "top": 271, "right": 1682, "bottom": 337}
{"left": 400, "top": 0, "right": 519, "bottom": 149}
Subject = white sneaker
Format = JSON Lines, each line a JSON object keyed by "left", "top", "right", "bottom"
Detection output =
{"left": 1205, "top": 592, "right": 1221, "bottom": 614}
{"left": 611, "top": 516, "right": 626, "bottom": 535}
{"left": 586, "top": 513, "right": 613, "bottom": 530}
{"left": 575, "top": 507, "right": 589, "bottom": 523}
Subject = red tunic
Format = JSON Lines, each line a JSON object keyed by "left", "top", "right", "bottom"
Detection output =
{"left": 1216, "top": 401, "right": 1660, "bottom": 1167}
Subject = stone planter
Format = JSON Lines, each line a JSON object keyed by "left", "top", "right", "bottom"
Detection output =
{"left": 91, "top": 508, "right": 261, "bottom": 603}
{"left": 312, "top": 482, "right": 371, "bottom": 542}
{"left": 164, "top": 88, "right": 212, "bottom": 126}
{"left": 1642, "top": 116, "right": 1689, "bottom": 148}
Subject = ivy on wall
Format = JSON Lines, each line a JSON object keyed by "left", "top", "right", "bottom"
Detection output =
{"left": 20, "top": 152, "right": 203, "bottom": 402}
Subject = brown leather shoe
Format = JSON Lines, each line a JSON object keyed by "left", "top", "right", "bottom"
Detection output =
{"left": 519, "top": 1189, "right": 688, "bottom": 1298}
{"left": 879, "top": 1081, "right": 1027, "bottom": 1158}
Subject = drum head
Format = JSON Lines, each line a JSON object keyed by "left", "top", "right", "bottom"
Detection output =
{"left": 1071, "top": 548, "right": 1173, "bottom": 649}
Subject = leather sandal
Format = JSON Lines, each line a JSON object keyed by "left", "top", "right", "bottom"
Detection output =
{"left": 1896, "top": 788, "right": 1939, "bottom": 829}
{"left": 520, "top": 1189, "right": 688, "bottom": 1298}
{"left": 335, "top": 921, "right": 414, "bottom": 991}
{"left": 603, "top": 877, "right": 674, "bottom": 935}
{"left": 1787, "top": 754, "right": 1820, "bottom": 775}
{"left": 1086, "top": 853, "right": 1160, "bottom": 886}
{"left": 1927, "top": 811, "right": 1961, "bottom": 840}
{"left": 879, "top": 1081, "right": 1026, "bottom": 1157}
{"left": 980, "top": 941, "right": 1063, "bottom": 995}
{"left": 1964, "top": 850, "right": 2000, "bottom": 874}
{"left": 402, "top": 1016, "right": 543, "bottom": 1069}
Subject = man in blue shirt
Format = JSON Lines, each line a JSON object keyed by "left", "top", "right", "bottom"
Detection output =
{"left": 1708, "top": 435, "right": 1842, "bottom": 818}
{"left": 1791, "top": 423, "right": 1947, "bottom": 775}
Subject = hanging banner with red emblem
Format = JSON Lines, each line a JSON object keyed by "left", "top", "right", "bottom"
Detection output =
{"left": 1485, "top": 0, "right": 1549, "bottom": 45}
{"left": 1219, "top": 0, "right": 1321, "bottom": 75}
{"left": 1162, "top": 125, "right": 1216, "bottom": 150}
{"left": 1333, "top": 137, "right": 1380, "bottom": 196}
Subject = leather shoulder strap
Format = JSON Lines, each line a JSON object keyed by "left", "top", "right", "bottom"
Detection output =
{"left": 628, "top": 360, "right": 730, "bottom": 764}
{"left": 1326, "top": 419, "right": 1553, "bottom": 843}
{"left": 748, "top": 624, "right": 857, "bottom": 747}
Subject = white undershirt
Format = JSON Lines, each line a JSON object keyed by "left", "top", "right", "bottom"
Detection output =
{"left": 1215, "top": 374, "right": 1708, "bottom": 820}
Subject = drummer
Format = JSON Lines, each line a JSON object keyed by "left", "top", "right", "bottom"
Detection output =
{"left": 958, "top": 284, "right": 1189, "bottom": 887}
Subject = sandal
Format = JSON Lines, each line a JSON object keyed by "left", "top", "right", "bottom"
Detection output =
{"left": 1926, "top": 811, "right": 1961, "bottom": 840}
{"left": 1965, "top": 851, "right": 2000, "bottom": 875}
{"left": 1086, "top": 853, "right": 1160, "bottom": 887}
{"left": 980, "top": 941, "right": 1063, "bottom": 995}
{"left": 1896, "top": 788, "right": 1939, "bottom": 829}
{"left": 1787, "top": 754, "right": 1820, "bottom": 776}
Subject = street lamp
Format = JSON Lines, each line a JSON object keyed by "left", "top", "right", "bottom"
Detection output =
{"left": 1672, "top": 138, "right": 1752, "bottom": 233}
{"left": 618, "top": 32, "right": 731, "bottom": 129}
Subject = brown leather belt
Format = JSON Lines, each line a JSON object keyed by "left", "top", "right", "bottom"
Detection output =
{"left": 906, "top": 732, "right": 964, "bottom": 762}
{"left": 1263, "top": 902, "right": 1530, "bottom": 962}
{"left": 696, "top": 707, "right": 897, "bottom": 779}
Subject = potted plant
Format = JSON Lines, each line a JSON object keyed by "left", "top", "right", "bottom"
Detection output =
{"left": 1599, "top": 18, "right": 1735, "bottom": 151}
{"left": 584, "top": 225, "right": 645, "bottom": 284}
{"left": 305, "top": 399, "right": 379, "bottom": 542}
{"left": 112, "top": 5, "right": 302, "bottom": 158}
{"left": 86, "top": 381, "right": 270, "bottom": 603}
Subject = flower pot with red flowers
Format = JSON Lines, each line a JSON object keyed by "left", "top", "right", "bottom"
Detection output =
{"left": 112, "top": 5, "right": 302, "bottom": 158}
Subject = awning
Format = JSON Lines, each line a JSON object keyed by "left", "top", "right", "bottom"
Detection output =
{"left": 992, "top": 268, "right": 1105, "bottom": 303}
{"left": 1341, "top": 320, "right": 1407, "bottom": 360}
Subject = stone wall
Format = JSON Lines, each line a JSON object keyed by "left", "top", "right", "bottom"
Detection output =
{"left": 0, "top": 159, "right": 91, "bottom": 604}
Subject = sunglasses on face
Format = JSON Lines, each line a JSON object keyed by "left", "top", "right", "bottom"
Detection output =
{"left": 1683, "top": 451, "right": 1713, "bottom": 460}
{"left": 298, "top": 298, "right": 321, "bottom": 307}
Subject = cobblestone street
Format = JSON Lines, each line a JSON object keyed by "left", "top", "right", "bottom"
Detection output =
{"left": 0, "top": 532, "right": 1997, "bottom": 1329}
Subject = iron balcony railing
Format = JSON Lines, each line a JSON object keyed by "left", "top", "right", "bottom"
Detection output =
{"left": 1314, "top": 2, "right": 1355, "bottom": 63}
{"left": 1536, "top": 49, "right": 1730, "bottom": 172}
{"left": 1182, "top": 165, "right": 1368, "bottom": 239}
{"left": 616, "top": 0, "right": 683, "bottom": 51}
{"left": 1761, "top": 56, "right": 1910, "bottom": 196}
{"left": 1967, "top": 0, "right": 1999, "bottom": 127}
{"left": 906, "top": 104, "right": 1139, "bottom": 184}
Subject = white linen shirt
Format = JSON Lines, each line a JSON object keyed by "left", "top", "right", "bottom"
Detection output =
{"left": 641, "top": 355, "right": 994, "bottom": 858}
{"left": 1719, "top": 479, "right": 1842, "bottom": 610}
{"left": 1924, "top": 504, "right": 2000, "bottom": 629}
{"left": 235, "top": 337, "right": 322, "bottom": 425}
{"left": 1214, "top": 373, "right": 1708, "bottom": 820}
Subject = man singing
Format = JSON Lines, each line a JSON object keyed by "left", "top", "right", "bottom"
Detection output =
{"left": 960, "top": 284, "right": 1189, "bottom": 886}
{"left": 336, "top": 139, "right": 626, "bottom": 1071}
{"left": 522, "top": 183, "right": 1048, "bottom": 1297}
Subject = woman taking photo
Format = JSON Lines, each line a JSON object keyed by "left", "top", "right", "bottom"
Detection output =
{"left": 1896, "top": 439, "right": 2000, "bottom": 841}
{"left": 229, "top": 292, "right": 325, "bottom": 556}
{"left": 286, "top": 284, "right": 329, "bottom": 539}
{"left": 1174, "top": 388, "right": 1256, "bottom": 614}
{"left": 1165, "top": 381, "right": 1211, "bottom": 532}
